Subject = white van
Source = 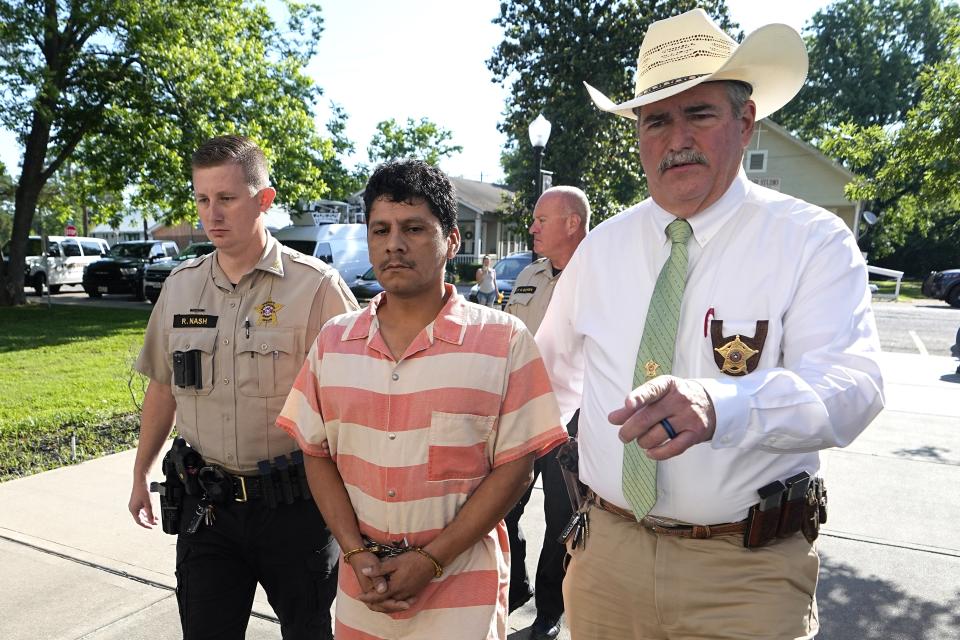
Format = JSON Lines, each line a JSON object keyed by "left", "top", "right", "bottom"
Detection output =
{"left": 2, "top": 235, "right": 110, "bottom": 294}
{"left": 272, "top": 223, "right": 370, "bottom": 283}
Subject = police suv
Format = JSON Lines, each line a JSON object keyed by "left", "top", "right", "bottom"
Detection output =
{"left": 1, "top": 235, "right": 110, "bottom": 295}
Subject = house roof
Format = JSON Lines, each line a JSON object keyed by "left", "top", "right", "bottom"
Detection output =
{"left": 758, "top": 119, "right": 856, "bottom": 180}
{"left": 90, "top": 213, "right": 163, "bottom": 235}
{"left": 352, "top": 177, "right": 513, "bottom": 216}
{"left": 449, "top": 177, "right": 512, "bottom": 214}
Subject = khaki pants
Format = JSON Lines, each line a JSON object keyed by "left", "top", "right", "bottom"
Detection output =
{"left": 563, "top": 507, "right": 819, "bottom": 640}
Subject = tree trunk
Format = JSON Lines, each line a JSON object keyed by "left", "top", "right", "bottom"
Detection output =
{"left": 0, "top": 112, "right": 53, "bottom": 307}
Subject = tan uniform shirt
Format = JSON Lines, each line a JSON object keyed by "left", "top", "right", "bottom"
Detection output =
{"left": 135, "top": 231, "right": 359, "bottom": 473}
{"left": 503, "top": 257, "right": 559, "bottom": 335}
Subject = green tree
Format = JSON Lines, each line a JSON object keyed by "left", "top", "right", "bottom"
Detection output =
{"left": 821, "top": 20, "right": 960, "bottom": 271}
{"left": 367, "top": 117, "right": 463, "bottom": 166}
{"left": 487, "top": 0, "right": 737, "bottom": 230}
{"left": 319, "top": 102, "right": 367, "bottom": 201}
{"left": 0, "top": 161, "right": 12, "bottom": 245}
{"left": 33, "top": 161, "right": 125, "bottom": 236}
{"left": 778, "top": 0, "right": 960, "bottom": 144}
{"left": 0, "top": 0, "right": 334, "bottom": 305}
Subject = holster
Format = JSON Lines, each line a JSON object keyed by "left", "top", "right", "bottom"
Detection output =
{"left": 743, "top": 476, "right": 827, "bottom": 548}
{"left": 801, "top": 477, "right": 828, "bottom": 543}
{"left": 169, "top": 437, "right": 204, "bottom": 496}
{"left": 554, "top": 437, "right": 586, "bottom": 513}
{"left": 149, "top": 445, "right": 188, "bottom": 535}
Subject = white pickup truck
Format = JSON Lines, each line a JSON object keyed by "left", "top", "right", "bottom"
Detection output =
{"left": 2, "top": 235, "right": 110, "bottom": 294}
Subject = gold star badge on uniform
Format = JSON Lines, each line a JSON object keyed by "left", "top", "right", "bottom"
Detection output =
{"left": 644, "top": 360, "right": 660, "bottom": 380}
{"left": 256, "top": 299, "right": 284, "bottom": 325}
{"left": 714, "top": 336, "right": 758, "bottom": 375}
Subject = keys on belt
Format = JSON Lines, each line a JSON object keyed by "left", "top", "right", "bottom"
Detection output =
{"left": 559, "top": 503, "right": 590, "bottom": 550}
{"left": 186, "top": 498, "right": 216, "bottom": 534}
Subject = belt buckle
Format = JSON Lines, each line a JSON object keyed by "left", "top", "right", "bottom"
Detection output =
{"left": 234, "top": 475, "right": 248, "bottom": 503}
{"left": 642, "top": 515, "right": 680, "bottom": 529}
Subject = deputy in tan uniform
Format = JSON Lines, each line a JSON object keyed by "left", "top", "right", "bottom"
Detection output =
{"left": 504, "top": 186, "right": 589, "bottom": 640}
{"left": 127, "top": 135, "right": 358, "bottom": 640}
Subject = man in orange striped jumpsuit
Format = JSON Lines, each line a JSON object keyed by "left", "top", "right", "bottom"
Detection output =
{"left": 277, "top": 159, "right": 567, "bottom": 639}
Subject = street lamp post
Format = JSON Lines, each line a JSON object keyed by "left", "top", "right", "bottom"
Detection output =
{"left": 528, "top": 113, "right": 552, "bottom": 198}
{"left": 527, "top": 114, "right": 552, "bottom": 260}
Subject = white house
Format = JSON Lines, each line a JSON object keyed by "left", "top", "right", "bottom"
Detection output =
{"left": 743, "top": 119, "right": 863, "bottom": 231}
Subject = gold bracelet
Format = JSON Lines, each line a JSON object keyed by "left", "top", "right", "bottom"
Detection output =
{"left": 342, "top": 547, "right": 369, "bottom": 564}
{"left": 410, "top": 546, "right": 444, "bottom": 578}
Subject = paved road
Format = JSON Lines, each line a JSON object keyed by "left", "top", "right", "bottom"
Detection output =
{"left": 872, "top": 299, "right": 959, "bottom": 356}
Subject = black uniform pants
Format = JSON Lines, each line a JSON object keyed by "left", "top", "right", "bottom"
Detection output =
{"left": 175, "top": 494, "right": 338, "bottom": 640}
{"left": 505, "top": 412, "right": 578, "bottom": 621}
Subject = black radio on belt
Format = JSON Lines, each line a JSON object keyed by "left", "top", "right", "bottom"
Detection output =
{"left": 172, "top": 350, "right": 203, "bottom": 389}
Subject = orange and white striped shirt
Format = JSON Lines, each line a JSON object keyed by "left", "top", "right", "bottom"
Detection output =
{"left": 277, "top": 284, "right": 566, "bottom": 640}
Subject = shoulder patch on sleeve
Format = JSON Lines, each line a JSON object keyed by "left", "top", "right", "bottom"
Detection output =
{"left": 285, "top": 247, "right": 338, "bottom": 275}
{"left": 169, "top": 252, "right": 212, "bottom": 278}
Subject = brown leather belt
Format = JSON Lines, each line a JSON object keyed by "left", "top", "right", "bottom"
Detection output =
{"left": 587, "top": 489, "right": 748, "bottom": 540}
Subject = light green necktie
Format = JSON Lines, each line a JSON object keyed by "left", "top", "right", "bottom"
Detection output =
{"left": 622, "top": 218, "right": 692, "bottom": 518}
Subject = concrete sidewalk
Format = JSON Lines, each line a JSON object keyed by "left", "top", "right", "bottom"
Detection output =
{"left": 1, "top": 351, "right": 959, "bottom": 639}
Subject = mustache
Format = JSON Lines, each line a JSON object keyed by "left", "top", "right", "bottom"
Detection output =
{"left": 659, "top": 149, "right": 708, "bottom": 174}
{"left": 379, "top": 259, "right": 415, "bottom": 270}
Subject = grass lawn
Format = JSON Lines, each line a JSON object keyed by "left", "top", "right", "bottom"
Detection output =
{"left": 873, "top": 278, "right": 924, "bottom": 301}
{"left": 0, "top": 304, "right": 150, "bottom": 480}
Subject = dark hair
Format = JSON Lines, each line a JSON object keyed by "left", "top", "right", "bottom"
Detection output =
{"left": 363, "top": 160, "right": 458, "bottom": 234}
{"left": 191, "top": 135, "right": 270, "bottom": 192}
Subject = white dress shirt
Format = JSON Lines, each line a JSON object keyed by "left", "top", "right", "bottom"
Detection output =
{"left": 536, "top": 171, "right": 885, "bottom": 524}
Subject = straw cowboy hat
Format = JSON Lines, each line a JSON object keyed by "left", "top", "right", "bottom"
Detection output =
{"left": 584, "top": 8, "right": 808, "bottom": 120}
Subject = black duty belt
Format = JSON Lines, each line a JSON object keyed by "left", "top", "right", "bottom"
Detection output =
{"left": 196, "top": 450, "right": 312, "bottom": 508}
{"left": 227, "top": 471, "right": 309, "bottom": 503}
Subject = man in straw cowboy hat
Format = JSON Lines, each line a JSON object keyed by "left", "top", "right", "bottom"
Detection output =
{"left": 535, "top": 9, "right": 884, "bottom": 639}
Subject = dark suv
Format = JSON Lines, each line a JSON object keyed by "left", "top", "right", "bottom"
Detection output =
{"left": 83, "top": 240, "right": 179, "bottom": 300}
{"left": 922, "top": 269, "right": 960, "bottom": 308}
{"left": 143, "top": 241, "right": 215, "bottom": 304}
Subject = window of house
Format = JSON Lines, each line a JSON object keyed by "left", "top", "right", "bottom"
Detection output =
{"left": 746, "top": 150, "right": 767, "bottom": 172}
{"left": 746, "top": 150, "right": 767, "bottom": 173}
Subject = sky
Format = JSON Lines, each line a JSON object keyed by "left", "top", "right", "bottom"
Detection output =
{"left": 0, "top": 0, "right": 833, "bottom": 187}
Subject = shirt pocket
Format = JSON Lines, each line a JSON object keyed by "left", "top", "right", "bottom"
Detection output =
{"left": 427, "top": 411, "right": 495, "bottom": 482}
{"left": 707, "top": 317, "right": 771, "bottom": 376}
{"left": 236, "top": 328, "right": 299, "bottom": 398}
{"left": 167, "top": 329, "right": 217, "bottom": 397}
{"left": 508, "top": 289, "right": 536, "bottom": 308}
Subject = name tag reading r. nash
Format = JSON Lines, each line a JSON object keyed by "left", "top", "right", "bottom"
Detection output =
{"left": 173, "top": 314, "right": 219, "bottom": 328}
